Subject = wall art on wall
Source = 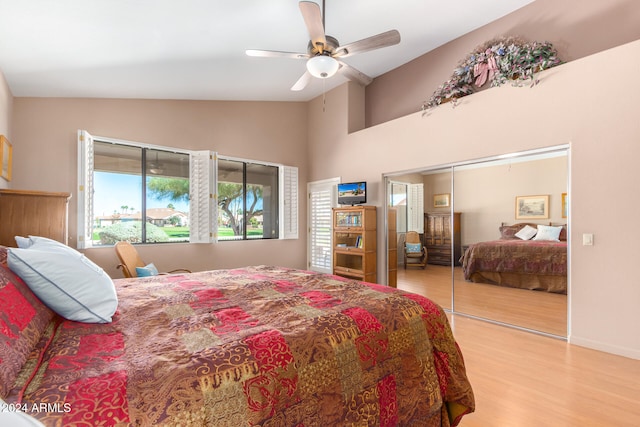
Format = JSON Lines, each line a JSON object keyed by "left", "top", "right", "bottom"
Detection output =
{"left": 515, "top": 194, "right": 549, "bottom": 219}
{"left": 0, "top": 135, "right": 12, "bottom": 181}
{"left": 433, "top": 193, "right": 450, "bottom": 208}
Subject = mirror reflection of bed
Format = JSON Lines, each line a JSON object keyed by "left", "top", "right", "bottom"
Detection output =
{"left": 387, "top": 147, "right": 569, "bottom": 338}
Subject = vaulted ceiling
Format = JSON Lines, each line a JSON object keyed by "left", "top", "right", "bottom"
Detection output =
{"left": 0, "top": 0, "right": 533, "bottom": 102}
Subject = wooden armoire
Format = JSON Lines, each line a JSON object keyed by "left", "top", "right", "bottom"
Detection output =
{"left": 424, "top": 212, "right": 462, "bottom": 266}
{"left": 0, "top": 189, "right": 71, "bottom": 247}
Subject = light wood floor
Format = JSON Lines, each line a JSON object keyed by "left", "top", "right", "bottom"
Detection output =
{"left": 395, "top": 266, "right": 640, "bottom": 425}
{"left": 397, "top": 265, "right": 567, "bottom": 336}
{"left": 449, "top": 315, "right": 640, "bottom": 426}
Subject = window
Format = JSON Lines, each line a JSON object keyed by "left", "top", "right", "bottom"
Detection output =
{"left": 77, "top": 130, "right": 298, "bottom": 248}
{"left": 407, "top": 183, "right": 424, "bottom": 233}
{"left": 217, "top": 158, "right": 279, "bottom": 240}
{"left": 388, "top": 181, "right": 423, "bottom": 233}
{"left": 84, "top": 140, "right": 191, "bottom": 246}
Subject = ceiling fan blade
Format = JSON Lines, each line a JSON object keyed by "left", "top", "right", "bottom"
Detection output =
{"left": 337, "top": 61, "right": 373, "bottom": 86}
{"left": 291, "top": 71, "right": 312, "bottom": 91}
{"left": 334, "top": 29, "right": 401, "bottom": 58}
{"left": 299, "top": 1, "right": 326, "bottom": 52}
{"left": 246, "top": 49, "right": 309, "bottom": 59}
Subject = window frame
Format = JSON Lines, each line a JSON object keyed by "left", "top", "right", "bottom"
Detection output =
{"left": 77, "top": 130, "right": 298, "bottom": 248}
{"left": 217, "top": 155, "right": 298, "bottom": 242}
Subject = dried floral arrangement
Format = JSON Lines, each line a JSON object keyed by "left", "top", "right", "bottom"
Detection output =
{"left": 421, "top": 36, "right": 562, "bottom": 112}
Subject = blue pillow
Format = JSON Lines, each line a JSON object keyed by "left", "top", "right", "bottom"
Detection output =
{"left": 7, "top": 243, "right": 118, "bottom": 324}
{"left": 406, "top": 243, "right": 422, "bottom": 253}
{"left": 136, "top": 263, "right": 159, "bottom": 277}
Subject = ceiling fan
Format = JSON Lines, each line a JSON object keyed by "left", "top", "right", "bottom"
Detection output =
{"left": 246, "top": 0, "right": 401, "bottom": 91}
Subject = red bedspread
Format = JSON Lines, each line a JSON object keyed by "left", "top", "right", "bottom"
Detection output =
{"left": 461, "top": 239, "right": 567, "bottom": 293}
{"left": 6, "top": 266, "right": 474, "bottom": 426}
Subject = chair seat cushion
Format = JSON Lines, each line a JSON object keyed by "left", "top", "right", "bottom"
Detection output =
{"left": 406, "top": 243, "right": 422, "bottom": 253}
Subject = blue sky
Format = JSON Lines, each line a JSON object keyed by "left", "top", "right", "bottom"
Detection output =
{"left": 94, "top": 172, "right": 189, "bottom": 217}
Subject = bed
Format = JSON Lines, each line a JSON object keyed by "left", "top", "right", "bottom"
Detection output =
{"left": 460, "top": 223, "right": 567, "bottom": 294}
{"left": 1, "top": 242, "right": 474, "bottom": 426}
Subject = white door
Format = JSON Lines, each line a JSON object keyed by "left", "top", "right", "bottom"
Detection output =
{"left": 307, "top": 178, "right": 339, "bottom": 273}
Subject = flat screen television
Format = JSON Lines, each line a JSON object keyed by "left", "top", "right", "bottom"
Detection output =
{"left": 337, "top": 181, "right": 367, "bottom": 205}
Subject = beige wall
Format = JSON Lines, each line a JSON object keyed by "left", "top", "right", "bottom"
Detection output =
{"left": 367, "top": 0, "right": 640, "bottom": 126}
{"left": 307, "top": 40, "right": 640, "bottom": 360}
{"left": 11, "top": 98, "right": 309, "bottom": 277}
{"left": 433, "top": 156, "right": 568, "bottom": 245}
{"left": 0, "top": 71, "right": 13, "bottom": 190}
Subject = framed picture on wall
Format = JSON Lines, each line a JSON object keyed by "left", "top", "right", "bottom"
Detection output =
{"left": 515, "top": 195, "right": 549, "bottom": 219}
{"left": 561, "top": 193, "right": 568, "bottom": 218}
{"left": 433, "top": 193, "right": 450, "bottom": 208}
{"left": 0, "top": 135, "right": 12, "bottom": 181}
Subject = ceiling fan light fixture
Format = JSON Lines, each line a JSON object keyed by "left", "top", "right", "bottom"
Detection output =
{"left": 306, "top": 55, "right": 339, "bottom": 79}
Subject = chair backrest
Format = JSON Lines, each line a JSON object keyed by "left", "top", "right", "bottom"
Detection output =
{"left": 114, "top": 241, "right": 145, "bottom": 278}
{"left": 406, "top": 231, "right": 422, "bottom": 245}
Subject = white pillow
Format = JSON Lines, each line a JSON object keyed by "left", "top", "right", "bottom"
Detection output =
{"left": 18, "top": 235, "right": 71, "bottom": 251}
{"left": 14, "top": 235, "right": 33, "bottom": 248}
{"left": 532, "top": 225, "right": 563, "bottom": 241}
{"left": 7, "top": 242, "right": 118, "bottom": 323}
{"left": 515, "top": 225, "right": 537, "bottom": 240}
{"left": 0, "top": 398, "right": 45, "bottom": 426}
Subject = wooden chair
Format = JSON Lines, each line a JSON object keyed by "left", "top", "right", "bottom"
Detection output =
{"left": 404, "top": 231, "right": 427, "bottom": 269}
{"left": 114, "top": 241, "right": 191, "bottom": 278}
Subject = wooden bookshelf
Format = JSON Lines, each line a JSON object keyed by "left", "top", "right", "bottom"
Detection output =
{"left": 333, "top": 205, "right": 377, "bottom": 282}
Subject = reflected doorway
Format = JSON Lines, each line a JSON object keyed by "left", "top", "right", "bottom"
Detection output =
{"left": 387, "top": 172, "right": 452, "bottom": 311}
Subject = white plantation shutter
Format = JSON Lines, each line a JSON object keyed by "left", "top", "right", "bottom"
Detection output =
{"left": 307, "top": 178, "right": 339, "bottom": 273}
{"left": 189, "top": 151, "right": 217, "bottom": 243}
{"left": 408, "top": 183, "right": 424, "bottom": 233}
{"left": 281, "top": 166, "right": 298, "bottom": 239}
{"left": 77, "top": 130, "right": 95, "bottom": 249}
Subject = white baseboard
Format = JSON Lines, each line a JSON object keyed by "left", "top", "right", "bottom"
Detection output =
{"left": 569, "top": 336, "right": 640, "bottom": 360}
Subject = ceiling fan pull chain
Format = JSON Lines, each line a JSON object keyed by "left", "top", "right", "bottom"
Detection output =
{"left": 322, "top": 78, "right": 327, "bottom": 113}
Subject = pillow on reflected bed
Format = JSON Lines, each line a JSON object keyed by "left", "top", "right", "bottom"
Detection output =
{"left": 7, "top": 236, "right": 117, "bottom": 323}
{"left": 532, "top": 225, "right": 563, "bottom": 242}
{"left": 515, "top": 224, "right": 537, "bottom": 240}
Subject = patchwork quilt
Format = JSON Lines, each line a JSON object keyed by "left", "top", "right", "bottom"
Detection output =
{"left": 4, "top": 265, "right": 474, "bottom": 426}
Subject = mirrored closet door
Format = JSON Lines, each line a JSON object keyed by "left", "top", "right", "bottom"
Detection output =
{"left": 387, "top": 169, "right": 452, "bottom": 311}
{"left": 386, "top": 147, "right": 569, "bottom": 337}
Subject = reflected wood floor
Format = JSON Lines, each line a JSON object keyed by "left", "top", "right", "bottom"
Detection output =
{"left": 397, "top": 265, "right": 567, "bottom": 336}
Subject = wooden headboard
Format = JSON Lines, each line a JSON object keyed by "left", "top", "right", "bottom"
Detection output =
{"left": 0, "top": 189, "right": 71, "bottom": 247}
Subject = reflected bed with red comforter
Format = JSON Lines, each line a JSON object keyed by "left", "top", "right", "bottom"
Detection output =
{"left": 2, "top": 256, "right": 474, "bottom": 426}
{"left": 460, "top": 239, "right": 567, "bottom": 294}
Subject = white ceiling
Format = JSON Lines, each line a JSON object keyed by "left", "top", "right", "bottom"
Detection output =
{"left": 0, "top": 0, "right": 534, "bottom": 102}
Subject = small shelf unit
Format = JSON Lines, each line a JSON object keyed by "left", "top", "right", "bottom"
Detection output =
{"left": 332, "top": 205, "right": 377, "bottom": 282}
